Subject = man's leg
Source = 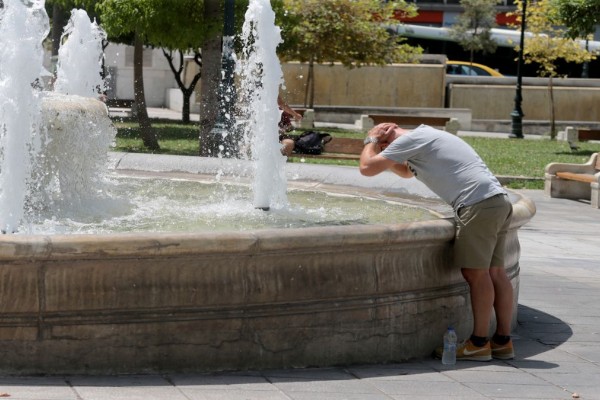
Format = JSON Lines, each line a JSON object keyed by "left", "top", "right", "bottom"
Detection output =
{"left": 489, "top": 266, "right": 513, "bottom": 336}
{"left": 461, "top": 268, "right": 495, "bottom": 338}
{"left": 280, "top": 139, "right": 294, "bottom": 156}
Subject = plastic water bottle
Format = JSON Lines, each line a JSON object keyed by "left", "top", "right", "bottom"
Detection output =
{"left": 442, "top": 327, "right": 457, "bottom": 365}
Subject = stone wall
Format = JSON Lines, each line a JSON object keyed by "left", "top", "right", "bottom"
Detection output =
{"left": 281, "top": 62, "right": 446, "bottom": 108}
{"left": 448, "top": 83, "right": 600, "bottom": 122}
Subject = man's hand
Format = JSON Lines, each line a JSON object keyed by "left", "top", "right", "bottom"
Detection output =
{"left": 367, "top": 123, "right": 397, "bottom": 148}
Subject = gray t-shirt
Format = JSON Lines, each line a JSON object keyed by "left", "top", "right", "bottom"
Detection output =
{"left": 380, "top": 125, "right": 506, "bottom": 210}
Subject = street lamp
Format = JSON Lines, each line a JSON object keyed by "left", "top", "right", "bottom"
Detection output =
{"left": 509, "top": 0, "right": 527, "bottom": 139}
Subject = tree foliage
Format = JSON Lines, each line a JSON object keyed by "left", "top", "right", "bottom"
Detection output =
{"left": 450, "top": 0, "right": 498, "bottom": 64}
{"left": 278, "top": 0, "right": 419, "bottom": 66}
{"left": 510, "top": 0, "right": 595, "bottom": 138}
{"left": 510, "top": 0, "right": 594, "bottom": 78}
{"left": 276, "top": 0, "right": 421, "bottom": 107}
{"left": 553, "top": 0, "right": 600, "bottom": 40}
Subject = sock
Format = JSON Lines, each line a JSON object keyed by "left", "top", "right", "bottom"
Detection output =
{"left": 470, "top": 334, "right": 489, "bottom": 347}
{"left": 493, "top": 333, "right": 511, "bottom": 345}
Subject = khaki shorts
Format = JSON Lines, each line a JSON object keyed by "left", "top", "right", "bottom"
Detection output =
{"left": 453, "top": 194, "right": 513, "bottom": 269}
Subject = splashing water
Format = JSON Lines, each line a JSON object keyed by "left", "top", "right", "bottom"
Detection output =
{"left": 238, "top": 0, "right": 288, "bottom": 211}
{"left": 0, "top": 0, "right": 49, "bottom": 233}
{"left": 0, "top": 2, "right": 123, "bottom": 233}
{"left": 54, "top": 9, "right": 106, "bottom": 97}
{"left": 38, "top": 7, "right": 119, "bottom": 218}
{"left": 26, "top": 7, "right": 123, "bottom": 228}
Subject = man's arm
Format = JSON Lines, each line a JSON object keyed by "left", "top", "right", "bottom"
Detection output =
{"left": 359, "top": 143, "right": 396, "bottom": 176}
{"left": 360, "top": 123, "right": 415, "bottom": 178}
{"left": 388, "top": 162, "right": 414, "bottom": 178}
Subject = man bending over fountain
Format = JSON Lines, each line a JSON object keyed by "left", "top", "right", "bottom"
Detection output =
{"left": 359, "top": 122, "right": 514, "bottom": 361}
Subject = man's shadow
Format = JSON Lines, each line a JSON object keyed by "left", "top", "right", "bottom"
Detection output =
{"left": 510, "top": 303, "right": 573, "bottom": 363}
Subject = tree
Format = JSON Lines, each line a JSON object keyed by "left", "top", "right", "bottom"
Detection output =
{"left": 162, "top": 50, "right": 202, "bottom": 124}
{"left": 554, "top": 0, "right": 600, "bottom": 40}
{"left": 277, "top": 0, "right": 421, "bottom": 108}
{"left": 196, "top": 0, "right": 250, "bottom": 157}
{"left": 98, "top": 0, "right": 189, "bottom": 151}
{"left": 553, "top": 0, "right": 600, "bottom": 78}
{"left": 450, "top": 0, "right": 498, "bottom": 64}
{"left": 510, "top": 0, "right": 594, "bottom": 139}
{"left": 138, "top": 0, "right": 204, "bottom": 125}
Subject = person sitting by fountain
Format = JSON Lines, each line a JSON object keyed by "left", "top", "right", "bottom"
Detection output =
{"left": 359, "top": 122, "right": 515, "bottom": 362}
{"left": 278, "top": 95, "right": 302, "bottom": 157}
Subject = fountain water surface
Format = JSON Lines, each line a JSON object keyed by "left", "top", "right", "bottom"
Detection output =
{"left": 0, "top": 0, "right": 535, "bottom": 373}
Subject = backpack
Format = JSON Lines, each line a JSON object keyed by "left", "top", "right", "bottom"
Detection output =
{"left": 293, "top": 131, "right": 332, "bottom": 155}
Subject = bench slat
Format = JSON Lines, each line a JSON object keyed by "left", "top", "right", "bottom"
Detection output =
{"left": 322, "top": 138, "right": 364, "bottom": 154}
{"left": 106, "top": 99, "right": 135, "bottom": 108}
{"left": 556, "top": 171, "right": 597, "bottom": 183}
{"left": 370, "top": 115, "right": 450, "bottom": 127}
{"left": 294, "top": 152, "right": 360, "bottom": 161}
{"left": 291, "top": 138, "right": 362, "bottom": 160}
{"left": 577, "top": 129, "right": 600, "bottom": 142}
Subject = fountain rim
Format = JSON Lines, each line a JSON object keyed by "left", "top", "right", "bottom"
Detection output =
{"left": 0, "top": 152, "right": 535, "bottom": 261}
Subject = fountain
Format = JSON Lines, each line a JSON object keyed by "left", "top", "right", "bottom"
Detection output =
{"left": 0, "top": 0, "right": 535, "bottom": 374}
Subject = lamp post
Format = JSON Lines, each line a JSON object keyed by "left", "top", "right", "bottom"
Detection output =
{"left": 509, "top": 0, "right": 527, "bottom": 139}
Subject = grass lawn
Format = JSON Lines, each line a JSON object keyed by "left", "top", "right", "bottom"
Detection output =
{"left": 112, "top": 118, "right": 600, "bottom": 190}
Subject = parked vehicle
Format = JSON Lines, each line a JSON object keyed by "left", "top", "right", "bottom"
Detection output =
{"left": 446, "top": 61, "right": 504, "bottom": 77}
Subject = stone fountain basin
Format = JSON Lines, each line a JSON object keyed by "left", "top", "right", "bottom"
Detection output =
{"left": 0, "top": 153, "right": 535, "bottom": 374}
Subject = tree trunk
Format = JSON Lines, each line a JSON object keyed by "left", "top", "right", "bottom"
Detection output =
{"left": 50, "top": 3, "right": 67, "bottom": 80}
{"left": 133, "top": 32, "right": 160, "bottom": 151}
{"left": 304, "top": 58, "right": 315, "bottom": 109}
{"left": 162, "top": 50, "right": 202, "bottom": 125}
{"left": 182, "top": 91, "right": 192, "bottom": 124}
{"left": 198, "top": 1, "right": 223, "bottom": 157}
{"left": 548, "top": 76, "right": 556, "bottom": 140}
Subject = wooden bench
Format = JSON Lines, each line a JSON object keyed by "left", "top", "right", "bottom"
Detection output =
{"left": 106, "top": 99, "right": 136, "bottom": 117}
{"left": 544, "top": 152, "right": 600, "bottom": 208}
{"left": 558, "top": 127, "right": 600, "bottom": 144}
{"left": 106, "top": 99, "right": 135, "bottom": 108}
{"left": 290, "top": 126, "right": 462, "bottom": 161}
{"left": 291, "top": 138, "right": 364, "bottom": 161}
{"left": 359, "top": 115, "right": 461, "bottom": 134}
{"left": 578, "top": 128, "right": 600, "bottom": 142}
{"left": 370, "top": 115, "right": 450, "bottom": 127}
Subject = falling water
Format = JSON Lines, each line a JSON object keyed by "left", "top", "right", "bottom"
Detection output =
{"left": 239, "top": 0, "right": 288, "bottom": 210}
{"left": 54, "top": 9, "right": 106, "bottom": 97}
{"left": 0, "top": 0, "right": 49, "bottom": 233}
{"left": 32, "top": 7, "right": 122, "bottom": 223}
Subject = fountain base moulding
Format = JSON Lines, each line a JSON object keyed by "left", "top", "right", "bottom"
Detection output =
{"left": 0, "top": 154, "right": 536, "bottom": 374}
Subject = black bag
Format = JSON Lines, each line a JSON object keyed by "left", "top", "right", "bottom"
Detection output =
{"left": 293, "top": 131, "right": 332, "bottom": 155}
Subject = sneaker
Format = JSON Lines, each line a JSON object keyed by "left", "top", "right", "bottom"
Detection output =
{"left": 491, "top": 338, "right": 514, "bottom": 360}
{"left": 434, "top": 339, "right": 492, "bottom": 361}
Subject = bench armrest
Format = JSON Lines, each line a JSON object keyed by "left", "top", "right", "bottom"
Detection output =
{"left": 545, "top": 153, "right": 599, "bottom": 175}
